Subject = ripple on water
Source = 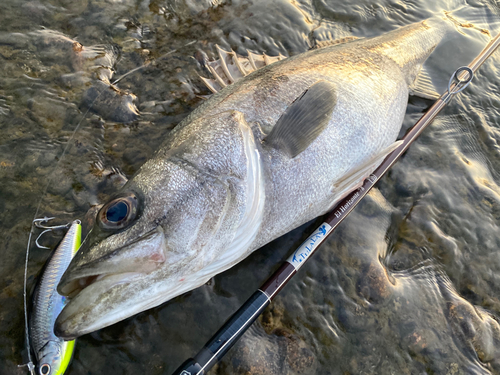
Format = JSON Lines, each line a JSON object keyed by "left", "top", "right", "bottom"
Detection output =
{"left": 1, "top": 0, "right": 500, "bottom": 374}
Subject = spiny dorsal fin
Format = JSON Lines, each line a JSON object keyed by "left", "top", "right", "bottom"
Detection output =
{"left": 199, "top": 45, "right": 287, "bottom": 93}
{"left": 265, "top": 81, "right": 337, "bottom": 158}
{"left": 199, "top": 35, "right": 356, "bottom": 94}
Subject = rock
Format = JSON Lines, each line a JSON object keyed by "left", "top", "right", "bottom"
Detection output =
{"left": 81, "top": 80, "right": 140, "bottom": 123}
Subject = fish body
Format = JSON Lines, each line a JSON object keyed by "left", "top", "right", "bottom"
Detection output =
{"left": 30, "top": 221, "right": 81, "bottom": 375}
{"left": 56, "top": 18, "right": 453, "bottom": 338}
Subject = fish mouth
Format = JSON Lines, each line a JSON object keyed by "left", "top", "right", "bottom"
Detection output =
{"left": 57, "top": 226, "right": 166, "bottom": 297}
{"left": 55, "top": 271, "right": 144, "bottom": 339}
{"left": 60, "top": 273, "right": 98, "bottom": 298}
{"left": 58, "top": 271, "right": 141, "bottom": 299}
{"left": 55, "top": 226, "right": 168, "bottom": 338}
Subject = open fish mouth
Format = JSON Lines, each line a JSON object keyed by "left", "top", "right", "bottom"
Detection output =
{"left": 57, "top": 225, "right": 167, "bottom": 296}
{"left": 59, "top": 271, "right": 142, "bottom": 299}
{"left": 60, "top": 273, "right": 101, "bottom": 298}
{"left": 54, "top": 226, "right": 169, "bottom": 339}
{"left": 54, "top": 271, "right": 146, "bottom": 339}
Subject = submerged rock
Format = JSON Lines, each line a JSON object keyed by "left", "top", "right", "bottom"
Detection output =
{"left": 218, "top": 325, "right": 316, "bottom": 375}
{"left": 82, "top": 80, "right": 139, "bottom": 123}
{"left": 0, "top": 28, "right": 140, "bottom": 123}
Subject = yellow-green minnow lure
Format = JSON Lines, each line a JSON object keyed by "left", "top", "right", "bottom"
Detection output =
{"left": 30, "top": 220, "right": 81, "bottom": 375}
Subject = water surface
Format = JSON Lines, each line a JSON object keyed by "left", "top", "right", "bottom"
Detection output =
{"left": 1, "top": 0, "right": 500, "bottom": 374}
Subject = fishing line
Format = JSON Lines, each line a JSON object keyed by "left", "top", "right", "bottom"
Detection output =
{"left": 19, "top": 37, "right": 199, "bottom": 374}
{"left": 112, "top": 40, "right": 197, "bottom": 85}
{"left": 20, "top": 98, "right": 99, "bottom": 375}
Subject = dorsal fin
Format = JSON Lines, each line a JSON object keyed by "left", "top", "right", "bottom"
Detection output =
{"left": 198, "top": 36, "right": 356, "bottom": 94}
{"left": 199, "top": 45, "right": 287, "bottom": 93}
{"left": 264, "top": 81, "right": 337, "bottom": 158}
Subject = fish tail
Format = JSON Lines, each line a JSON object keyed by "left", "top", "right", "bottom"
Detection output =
{"left": 360, "top": 17, "right": 453, "bottom": 86}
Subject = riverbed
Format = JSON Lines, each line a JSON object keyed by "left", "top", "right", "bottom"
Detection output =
{"left": 1, "top": 0, "right": 500, "bottom": 374}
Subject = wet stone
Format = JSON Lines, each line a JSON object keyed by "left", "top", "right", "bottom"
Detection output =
{"left": 218, "top": 325, "right": 316, "bottom": 375}
{"left": 27, "top": 95, "right": 78, "bottom": 132}
{"left": 357, "top": 261, "right": 394, "bottom": 304}
{"left": 139, "top": 100, "right": 157, "bottom": 111}
{"left": 45, "top": 168, "right": 74, "bottom": 197}
{"left": 260, "top": 300, "right": 285, "bottom": 334}
{"left": 445, "top": 297, "right": 500, "bottom": 371}
{"left": 0, "top": 45, "right": 16, "bottom": 58}
{"left": 1, "top": 1, "right": 500, "bottom": 375}
{"left": 59, "top": 71, "right": 93, "bottom": 89}
{"left": 81, "top": 80, "right": 140, "bottom": 123}
{"left": 0, "top": 31, "right": 30, "bottom": 48}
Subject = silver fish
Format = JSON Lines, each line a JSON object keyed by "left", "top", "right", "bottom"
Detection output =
{"left": 55, "top": 18, "right": 453, "bottom": 338}
{"left": 30, "top": 221, "right": 81, "bottom": 375}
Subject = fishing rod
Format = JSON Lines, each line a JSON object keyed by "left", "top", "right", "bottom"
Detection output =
{"left": 172, "top": 31, "right": 500, "bottom": 375}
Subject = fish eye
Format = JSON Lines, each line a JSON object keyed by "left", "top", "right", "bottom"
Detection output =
{"left": 107, "top": 201, "right": 128, "bottom": 222}
{"left": 39, "top": 363, "right": 51, "bottom": 375}
{"left": 98, "top": 193, "right": 138, "bottom": 230}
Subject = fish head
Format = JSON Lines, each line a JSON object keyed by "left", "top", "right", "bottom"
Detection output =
{"left": 36, "top": 339, "right": 74, "bottom": 375}
{"left": 55, "top": 177, "right": 233, "bottom": 338}
{"left": 55, "top": 112, "right": 256, "bottom": 338}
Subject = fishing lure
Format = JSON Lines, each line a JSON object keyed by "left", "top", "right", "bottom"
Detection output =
{"left": 29, "top": 220, "right": 81, "bottom": 375}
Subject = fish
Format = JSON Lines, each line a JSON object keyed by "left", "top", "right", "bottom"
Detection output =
{"left": 55, "top": 17, "right": 454, "bottom": 339}
{"left": 30, "top": 221, "right": 81, "bottom": 375}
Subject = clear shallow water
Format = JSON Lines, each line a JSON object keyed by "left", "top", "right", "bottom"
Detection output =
{"left": 1, "top": 0, "right": 500, "bottom": 374}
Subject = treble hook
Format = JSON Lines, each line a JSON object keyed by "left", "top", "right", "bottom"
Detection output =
{"left": 33, "top": 217, "right": 70, "bottom": 230}
{"left": 18, "top": 361, "right": 35, "bottom": 375}
{"left": 33, "top": 217, "right": 72, "bottom": 249}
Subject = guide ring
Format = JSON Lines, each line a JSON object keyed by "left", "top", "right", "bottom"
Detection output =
{"left": 448, "top": 66, "right": 474, "bottom": 95}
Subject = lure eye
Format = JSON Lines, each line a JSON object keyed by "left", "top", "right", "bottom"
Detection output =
{"left": 98, "top": 193, "right": 138, "bottom": 230}
{"left": 39, "top": 364, "right": 51, "bottom": 375}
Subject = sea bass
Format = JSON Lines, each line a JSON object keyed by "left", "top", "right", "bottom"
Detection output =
{"left": 30, "top": 221, "right": 81, "bottom": 375}
{"left": 56, "top": 18, "right": 453, "bottom": 338}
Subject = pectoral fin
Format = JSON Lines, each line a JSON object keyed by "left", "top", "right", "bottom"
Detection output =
{"left": 264, "top": 81, "right": 337, "bottom": 158}
{"left": 332, "top": 140, "right": 403, "bottom": 194}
